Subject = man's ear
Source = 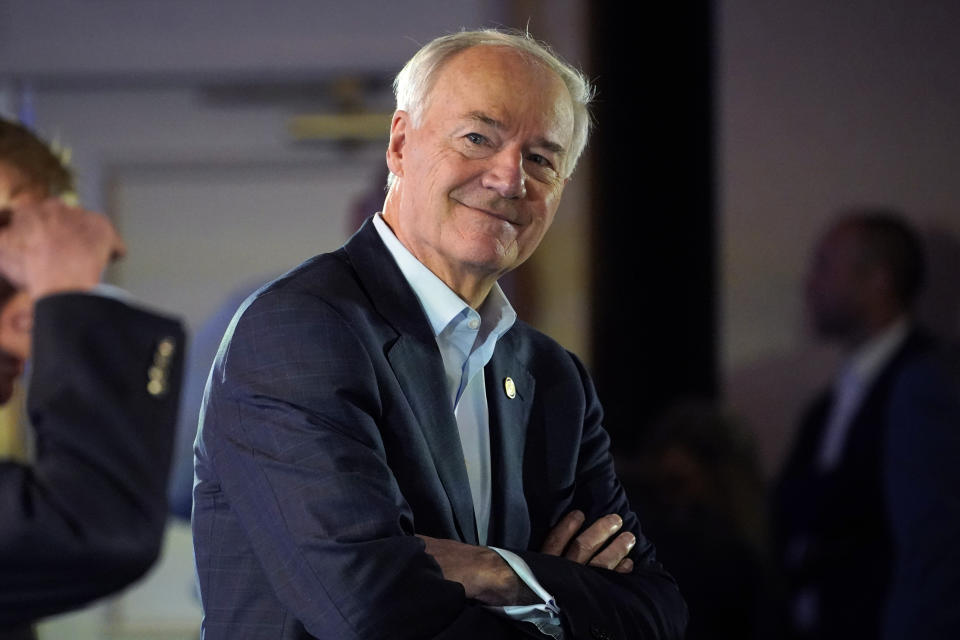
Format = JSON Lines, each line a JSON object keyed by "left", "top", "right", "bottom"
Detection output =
{"left": 385, "top": 110, "right": 410, "bottom": 179}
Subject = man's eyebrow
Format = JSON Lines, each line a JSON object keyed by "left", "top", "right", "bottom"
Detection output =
{"left": 465, "top": 111, "right": 505, "bottom": 129}
{"left": 463, "top": 111, "right": 566, "bottom": 155}
{"left": 535, "top": 139, "right": 566, "bottom": 156}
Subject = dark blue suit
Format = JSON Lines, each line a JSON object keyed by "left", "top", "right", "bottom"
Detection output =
{"left": 0, "top": 294, "right": 184, "bottom": 630}
{"left": 773, "top": 330, "right": 960, "bottom": 640}
{"left": 193, "top": 219, "right": 686, "bottom": 639}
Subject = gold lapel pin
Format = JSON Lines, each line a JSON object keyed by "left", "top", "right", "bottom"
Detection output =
{"left": 504, "top": 377, "right": 516, "bottom": 399}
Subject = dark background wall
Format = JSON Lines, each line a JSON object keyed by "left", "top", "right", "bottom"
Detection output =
{"left": 720, "top": 0, "right": 960, "bottom": 474}
{"left": 589, "top": 2, "right": 718, "bottom": 452}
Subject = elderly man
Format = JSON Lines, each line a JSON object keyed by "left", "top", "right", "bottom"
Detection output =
{"left": 0, "top": 119, "right": 184, "bottom": 633}
{"left": 773, "top": 211, "right": 960, "bottom": 640}
{"left": 194, "top": 30, "right": 687, "bottom": 639}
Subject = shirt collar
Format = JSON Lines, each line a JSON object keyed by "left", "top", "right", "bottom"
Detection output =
{"left": 372, "top": 213, "right": 516, "bottom": 340}
{"left": 844, "top": 316, "right": 911, "bottom": 385}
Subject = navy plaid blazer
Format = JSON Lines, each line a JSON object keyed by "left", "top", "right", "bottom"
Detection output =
{"left": 193, "top": 219, "right": 686, "bottom": 639}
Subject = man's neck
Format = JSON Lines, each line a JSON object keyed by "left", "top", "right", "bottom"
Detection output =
{"left": 841, "top": 308, "right": 908, "bottom": 352}
{"left": 378, "top": 210, "right": 497, "bottom": 309}
{"left": 434, "top": 270, "right": 495, "bottom": 310}
{"left": 842, "top": 315, "right": 910, "bottom": 366}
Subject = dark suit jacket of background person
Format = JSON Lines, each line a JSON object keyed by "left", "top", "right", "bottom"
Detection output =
{"left": 0, "top": 294, "right": 184, "bottom": 635}
{"left": 193, "top": 218, "right": 687, "bottom": 640}
{"left": 772, "top": 329, "right": 960, "bottom": 640}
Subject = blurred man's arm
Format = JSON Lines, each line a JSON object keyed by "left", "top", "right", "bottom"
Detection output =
{"left": 0, "top": 201, "right": 184, "bottom": 625}
{"left": 0, "top": 295, "right": 184, "bottom": 624}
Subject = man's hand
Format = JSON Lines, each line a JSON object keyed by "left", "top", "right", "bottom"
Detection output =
{"left": 541, "top": 511, "right": 636, "bottom": 574}
{"left": 0, "top": 199, "right": 125, "bottom": 299}
{"left": 417, "top": 535, "right": 539, "bottom": 606}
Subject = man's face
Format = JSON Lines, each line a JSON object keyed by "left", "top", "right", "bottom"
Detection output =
{"left": 804, "top": 224, "right": 870, "bottom": 341}
{"left": 385, "top": 46, "right": 575, "bottom": 294}
{"left": 0, "top": 161, "right": 41, "bottom": 403}
{"left": 0, "top": 291, "right": 31, "bottom": 403}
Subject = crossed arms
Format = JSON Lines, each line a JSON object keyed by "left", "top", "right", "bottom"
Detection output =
{"left": 194, "top": 270, "right": 686, "bottom": 639}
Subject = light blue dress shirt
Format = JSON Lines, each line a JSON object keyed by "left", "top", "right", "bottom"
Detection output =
{"left": 372, "top": 214, "right": 563, "bottom": 638}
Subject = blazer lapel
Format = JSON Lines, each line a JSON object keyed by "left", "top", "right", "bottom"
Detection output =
{"left": 485, "top": 332, "right": 534, "bottom": 549}
{"left": 344, "top": 218, "right": 478, "bottom": 545}
{"left": 388, "top": 338, "right": 479, "bottom": 544}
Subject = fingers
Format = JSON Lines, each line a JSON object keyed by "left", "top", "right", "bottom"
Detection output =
{"left": 80, "top": 204, "right": 126, "bottom": 261}
{"left": 613, "top": 556, "right": 634, "bottom": 574}
{"left": 542, "top": 511, "right": 638, "bottom": 573}
{"left": 587, "top": 530, "right": 636, "bottom": 571}
{"left": 3, "top": 198, "right": 125, "bottom": 297}
{"left": 563, "top": 513, "right": 624, "bottom": 564}
{"left": 540, "top": 509, "right": 585, "bottom": 555}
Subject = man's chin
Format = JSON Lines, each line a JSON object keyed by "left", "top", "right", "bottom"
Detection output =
{"left": 456, "top": 243, "right": 521, "bottom": 276}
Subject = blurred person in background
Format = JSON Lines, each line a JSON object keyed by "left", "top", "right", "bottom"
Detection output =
{"left": 773, "top": 210, "right": 960, "bottom": 640}
{"left": 0, "top": 118, "right": 185, "bottom": 638}
{"left": 618, "top": 401, "right": 782, "bottom": 639}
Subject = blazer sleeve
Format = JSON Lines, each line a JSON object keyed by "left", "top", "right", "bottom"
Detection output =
{"left": 0, "top": 293, "right": 184, "bottom": 625}
{"left": 196, "top": 290, "right": 545, "bottom": 640}
{"left": 517, "top": 352, "right": 688, "bottom": 640}
{"left": 882, "top": 352, "right": 960, "bottom": 639}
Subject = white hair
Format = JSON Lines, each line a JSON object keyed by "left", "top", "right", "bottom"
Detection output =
{"left": 387, "top": 28, "right": 595, "bottom": 189}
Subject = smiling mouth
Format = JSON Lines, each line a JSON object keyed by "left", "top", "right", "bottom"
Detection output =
{"left": 453, "top": 199, "right": 521, "bottom": 225}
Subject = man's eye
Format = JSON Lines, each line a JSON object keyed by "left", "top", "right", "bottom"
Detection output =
{"left": 465, "top": 133, "right": 487, "bottom": 145}
{"left": 528, "top": 154, "right": 552, "bottom": 168}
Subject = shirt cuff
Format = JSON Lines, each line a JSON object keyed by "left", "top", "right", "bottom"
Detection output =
{"left": 486, "top": 547, "right": 564, "bottom": 639}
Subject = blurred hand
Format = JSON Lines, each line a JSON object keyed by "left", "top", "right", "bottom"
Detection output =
{"left": 417, "top": 535, "right": 538, "bottom": 606}
{"left": 541, "top": 510, "right": 636, "bottom": 573}
{"left": 0, "top": 199, "right": 125, "bottom": 299}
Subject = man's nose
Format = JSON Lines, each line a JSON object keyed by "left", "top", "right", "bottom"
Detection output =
{"left": 481, "top": 149, "right": 526, "bottom": 199}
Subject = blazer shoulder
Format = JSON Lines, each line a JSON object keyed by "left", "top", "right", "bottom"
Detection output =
{"left": 229, "top": 249, "right": 375, "bottom": 328}
{"left": 213, "top": 248, "right": 391, "bottom": 390}
{"left": 256, "top": 248, "right": 360, "bottom": 302}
